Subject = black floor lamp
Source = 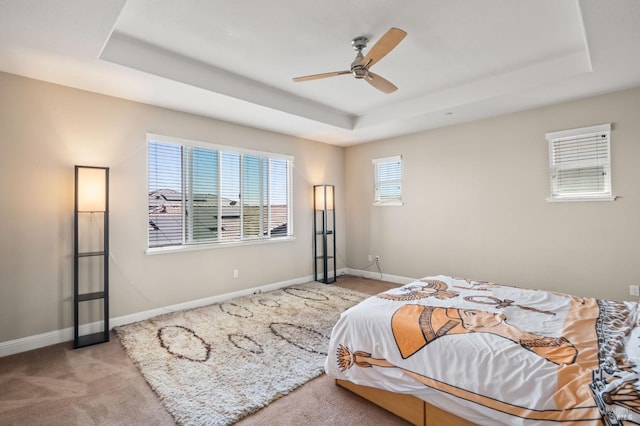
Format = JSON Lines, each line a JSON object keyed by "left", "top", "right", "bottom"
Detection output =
{"left": 313, "top": 184, "right": 336, "bottom": 283}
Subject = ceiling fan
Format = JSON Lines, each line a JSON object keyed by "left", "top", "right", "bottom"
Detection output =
{"left": 292, "top": 27, "right": 407, "bottom": 94}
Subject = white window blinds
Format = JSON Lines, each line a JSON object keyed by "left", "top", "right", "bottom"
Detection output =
{"left": 546, "top": 123, "right": 614, "bottom": 202}
{"left": 148, "top": 141, "right": 184, "bottom": 247}
{"left": 148, "top": 135, "right": 293, "bottom": 250}
{"left": 373, "top": 156, "right": 403, "bottom": 205}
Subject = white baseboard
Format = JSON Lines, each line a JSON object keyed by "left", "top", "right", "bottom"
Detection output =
{"left": 0, "top": 274, "right": 314, "bottom": 358}
{"left": 0, "top": 271, "right": 419, "bottom": 358}
{"left": 342, "top": 268, "right": 416, "bottom": 286}
{"left": 110, "top": 274, "right": 314, "bottom": 329}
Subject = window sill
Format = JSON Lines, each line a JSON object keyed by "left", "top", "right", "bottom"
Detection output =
{"left": 546, "top": 195, "right": 617, "bottom": 203}
{"left": 373, "top": 201, "right": 404, "bottom": 207}
{"left": 146, "top": 236, "right": 296, "bottom": 255}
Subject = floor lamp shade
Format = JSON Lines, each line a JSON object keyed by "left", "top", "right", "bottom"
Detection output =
{"left": 76, "top": 166, "right": 108, "bottom": 212}
{"left": 314, "top": 184, "right": 334, "bottom": 210}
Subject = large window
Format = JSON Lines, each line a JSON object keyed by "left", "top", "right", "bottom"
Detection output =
{"left": 147, "top": 134, "right": 293, "bottom": 251}
{"left": 546, "top": 123, "right": 614, "bottom": 202}
{"left": 373, "top": 155, "right": 403, "bottom": 206}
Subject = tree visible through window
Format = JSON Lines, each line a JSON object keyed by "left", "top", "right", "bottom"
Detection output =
{"left": 148, "top": 135, "right": 293, "bottom": 249}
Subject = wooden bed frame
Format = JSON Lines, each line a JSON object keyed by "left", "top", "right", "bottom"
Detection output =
{"left": 336, "top": 379, "right": 476, "bottom": 426}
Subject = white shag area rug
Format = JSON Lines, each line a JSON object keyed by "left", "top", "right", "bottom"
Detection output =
{"left": 114, "top": 282, "right": 369, "bottom": 426}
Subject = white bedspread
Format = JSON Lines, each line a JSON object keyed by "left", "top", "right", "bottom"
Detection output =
{"left": 325, "top": 275, "right": 640, "bottom": 425}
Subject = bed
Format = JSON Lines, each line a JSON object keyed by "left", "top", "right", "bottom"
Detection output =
{"left": 325, "top": 275, "right": 640, "bottom": 425}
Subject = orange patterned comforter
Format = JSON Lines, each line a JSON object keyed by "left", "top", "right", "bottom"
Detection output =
{"left": 325, "top": 275, "right": 640, "bottom": 425}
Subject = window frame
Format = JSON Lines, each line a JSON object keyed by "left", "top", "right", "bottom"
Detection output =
{"left": 372, "top": 155, "right": 403, "bottom": 206}
{"left": 146, "top": 133, "right": 294, "bottom": 254}
{"left": 545, "top": 123, "right": 615, "bottom": 203}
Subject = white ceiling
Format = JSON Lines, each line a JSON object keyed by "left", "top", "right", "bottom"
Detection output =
{"left": 1, "top": 0, "right": 639, "bottom": 146}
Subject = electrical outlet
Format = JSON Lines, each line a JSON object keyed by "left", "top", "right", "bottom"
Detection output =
{"left": 630, "top": 285, "right": 639, "bottom": 297}
{"left": 233, "top": 269, "right": 239, "bottom": 278}
{"left": 375, "top": 255, "right": 380, "bottom": 263}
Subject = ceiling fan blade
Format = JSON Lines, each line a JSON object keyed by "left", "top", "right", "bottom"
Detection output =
{"left": 362, "top": 27, "right": 407, "bottom": 69}
{"left": 292, "top": 70, "right": 350, "bottom": 82}
{"left": 366, "top": 72, "right": 398, "bottom": 94}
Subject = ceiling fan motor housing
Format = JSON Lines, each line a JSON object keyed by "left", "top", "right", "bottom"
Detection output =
{"left": 350, "top": 38, "right": 369, "bottom": 79}
{"left": 351, "top": 66, "right": 368, "bottom": 79}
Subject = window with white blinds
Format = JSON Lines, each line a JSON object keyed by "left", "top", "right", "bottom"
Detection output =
{"left": 373, "top": 156, "right": 403, "bottom": 206}
{"left": 545, "top": 123, "right": 614, "bottom": 202}
{"left": 147, "top": 134, "right": 293, "bottom": 251}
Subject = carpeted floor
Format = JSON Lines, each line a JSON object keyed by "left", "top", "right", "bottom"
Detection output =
{"left": 0, "top": 275, "right": 410, "bottom": 425}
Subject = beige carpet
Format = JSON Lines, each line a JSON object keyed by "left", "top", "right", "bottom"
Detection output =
{"left": 114, "top": 282, "right": 370, "bottom": 425}
{"left": 0, "top": 276, "right": 410, "bottom": 425}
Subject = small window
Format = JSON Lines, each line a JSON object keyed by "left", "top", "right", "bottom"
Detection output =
{"left": 373, "top": 156, "right": 402, "bottom": 206}
{"left": 147, "top": 134, "right": 294, "bottom": 252}
{"left": 545, "top": 123, "right": 615, "bottom": 202}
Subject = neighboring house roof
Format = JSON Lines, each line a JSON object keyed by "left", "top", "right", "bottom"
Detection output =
{"left": 148, "top": 189, "right": 288, "bottom": 245}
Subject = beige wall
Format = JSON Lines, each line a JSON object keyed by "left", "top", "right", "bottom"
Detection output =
{"left": 2, "top": 69, "right": 639, "bottom": 346}
{"left": 0, "top": 72, "right": 345, "bottom": 343}
{"left": 345, "top": 87, "right": 640, "bottom": 301}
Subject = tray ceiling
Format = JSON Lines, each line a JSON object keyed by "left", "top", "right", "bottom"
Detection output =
{"left": 1, "top": 0, "right": 639, "bottom": 145}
